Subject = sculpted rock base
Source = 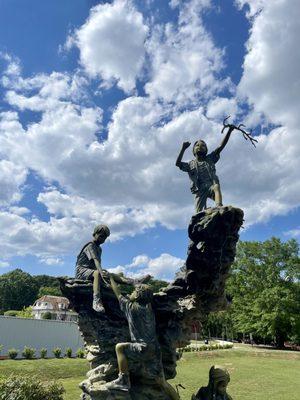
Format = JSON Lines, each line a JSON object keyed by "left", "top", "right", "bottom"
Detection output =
{"left": 61, "top": 206, "right": 243, "bottom": 400}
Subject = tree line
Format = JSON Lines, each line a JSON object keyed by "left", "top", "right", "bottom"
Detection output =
{"left": 0, "top": 269, "right": 62, "bottom": 312}
{"left": 203, "top": 238, "right": 300, "bottom": 348}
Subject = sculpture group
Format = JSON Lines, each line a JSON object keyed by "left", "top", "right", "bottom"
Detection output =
{"left": 61, "top": 118, "right": 255, "bottom": 399}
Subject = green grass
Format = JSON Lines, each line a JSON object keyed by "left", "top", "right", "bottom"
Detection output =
{"left": 171, "top": 346, "right": 300, "bottom": 399}
{"left": 0, "top": 347, "right": 299, "bottom": 400}
{"left": 0, "top": 358, "right": 89, "bottom": 399}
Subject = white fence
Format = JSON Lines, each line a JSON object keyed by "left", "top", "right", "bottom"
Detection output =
{"left": 0, "top": 316, "right": 84, "bottom": 357}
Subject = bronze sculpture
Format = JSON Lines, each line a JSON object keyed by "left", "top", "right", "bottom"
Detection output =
{"left": 75, "top": 224, "right": 150, "bottom": 313}
{"left": 176, "top": 117, "right": 257, "bottom": 213}
{"left": 75, "top": 224, "right": 111, "bottom": 312}
{"left": 61, "top": 121, "right": 248, "bottom": 398}
{"left": 192, "top": 365, "right": 232, "bottom": 400}
{"left": 106, "top": 278, "right": 179, "bottom": 399}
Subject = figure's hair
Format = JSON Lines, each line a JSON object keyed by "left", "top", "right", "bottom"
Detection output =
{"left": 93, "top": 224, "right": 110, "bottom": 238}
{"left": 209, "top": 365, "right": 230, "bottom": 384}
{"left": 134, "top": 284, "right": 153, "bottom": 304}
{"left": 192, "top": 140, "right": 207, "bottom": 156}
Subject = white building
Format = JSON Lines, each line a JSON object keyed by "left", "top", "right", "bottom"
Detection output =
{"left": 32, "top": 295, "right": 78, "bottom": 322}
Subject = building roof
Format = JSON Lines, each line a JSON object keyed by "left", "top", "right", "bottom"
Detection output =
{"left": 33, "top": 295, "right": 70, "bottom": 310}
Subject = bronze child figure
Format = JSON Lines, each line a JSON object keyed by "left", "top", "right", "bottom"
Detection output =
{"left": 106, "top": 276, "right": 179, "bottom": 399}
{"left": 75, "top": 224, "right": 151, "bottom": 313}
{"left": 192, "top": 365, "right": 232, "bottom": 400}
{"left": 176, "top": 125, "right": 234, "bottom": 213}
{"left": 75, "top": 224, "right": 111, "bottom": 312}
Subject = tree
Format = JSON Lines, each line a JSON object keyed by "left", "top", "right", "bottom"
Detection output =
{"left": 117, "top": 276, "right": 168, "bottom": 296}
{"left": 38, "top": 286, "right": 62, "bottom": 298}
{"left": 4, "top": 308, "right": 33, "bottom": 318}
{"left": 0, "top": 269, "right": 39, "bottom": 311}
{"left": 33, "top": 275, "right": 62, "bottom": 296}
{"left": 227, "top": 238, "right": 300, "bottom": 348}
{"left": 0, "top": 270, "right": 65, "bottom": 312}
{"left": 203, "top": 310, "right": 236, "bottom": 340}
{"left": 147, "top": 277, "right": 168, "bottom": 293}
{"left": 17, "top": 306, "right": 33, "bottom": 318}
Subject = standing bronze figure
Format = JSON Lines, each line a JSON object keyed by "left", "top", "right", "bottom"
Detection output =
{"left": 176, "top": 117, "right": 257, "bottom": 213}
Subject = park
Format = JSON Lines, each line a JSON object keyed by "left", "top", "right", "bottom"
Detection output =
{"left": 0, "top": 0, "right": 299, "bottom": 399}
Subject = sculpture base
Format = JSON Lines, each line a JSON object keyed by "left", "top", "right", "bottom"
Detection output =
{"left": 80, "top": 381, "right": 173, "bottom": 400}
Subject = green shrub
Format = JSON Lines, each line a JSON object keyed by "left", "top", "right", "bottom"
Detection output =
{"left": 4, "top": 310, "right": 19, "bottom": 317}
{"left": 179, "top": 342, "right": 234, "bottom": 353}
{"left": 76, "top": 348, "right": 85, "bottom": 358}
{"left": 52, "top": 348, "right": 61, "bottom": 358}
{"left": 0, "top": 374, "right": 65, "bottom": 400}
{"left": 40, "top": 348, "right": 47, "bottom": 359}
{"left": 8, "top": 348, "right": 18, "bottom": 359}
{"left": 22, "top": 346, "right": 35, "bottom": 359}
{"left": 42, "top": 312, "right": 52, "bottom": 320}
{"left": 17, "top": 306, "right": 33, "bottom": 319}
{"left": 65, "top": 347, "right": 72, "bottom": 358}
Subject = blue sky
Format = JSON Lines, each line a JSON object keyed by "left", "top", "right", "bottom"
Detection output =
{"left": 0, "top": 0, "right": 299, "bottom": 280}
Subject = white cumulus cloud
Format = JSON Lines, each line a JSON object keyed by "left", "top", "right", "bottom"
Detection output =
{"left": 145, "top": 0, "right": 230, "bottom": 105}
{"left": 0, "top": 160, "right": 27, "bottom": 206}
{"left": 238, "top": 0, "right": 300, "bottom": 130}
{"left": 0, "top": 0, "right": 300, "bottom": 266}
{"left": 74, "top": 0, "right": 149, "bottom": 92}
{"left": 110, "top": 252, "right": 184, "bottom": 281}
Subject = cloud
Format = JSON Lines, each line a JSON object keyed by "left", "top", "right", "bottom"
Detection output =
{"left": 39, "top": 257, "right": 63, "bottom": 266}
{"left": 284, "top": 228, "right": 300, "bottom": 239}
{"left": 0, "top": 260, "right": 9, "bottom": 268}
{"left": 235, "top": 0, "right": 265, "bottom": 17}
{"left": 0, "top": 160, "right": 27, "bottom": 206}
{"left": 1, "top": 0, "right": 300, "bottom": 265}
{"left": 0, "top": 70, "right": 103, "bottom": 188}
{"left": 0, "top": 52, "right": 21, "bottom": 76}
{"left": 73, "top": 0, "right": 148, "bottom": 92}
{"left": 145, "top": 0, "right": 231, "bottom": 105}
{"left": 109, "top": 252, "right": 184, "bottom": 281}
{"left": 37, "top": 189, "right": 159, "bottom": 240}
{"left": 232, "top": 0, "right": 300, "bottom": 222}
{"left": 8, "top": 206, "right": 30, "bottom": 216}
{"left": 206, "top": 97, "right": 239, "bottom": 120}
{"left": 238, "top": 0, "right": 300, "bottom": 130}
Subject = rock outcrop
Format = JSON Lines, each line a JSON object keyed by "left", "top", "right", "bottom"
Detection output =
{"left": 60, "top": 206, "right": 243, "bottom": 400}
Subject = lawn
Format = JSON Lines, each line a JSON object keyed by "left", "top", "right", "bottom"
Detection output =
{"left": 0, "top": 346, "right": 299, "bottom": 400}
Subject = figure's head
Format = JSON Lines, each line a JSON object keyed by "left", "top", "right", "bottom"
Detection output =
{"left": 129, "top": 284, "right": 153, "bottom": 304}
{"left": 209, "top": 365, "right": 230, "bottom": 396}
{"left": 193, "top": 140, "right": 208, "bottom": 157}
{"left": 93, "top": 224, "right": 110, "bottom": 244}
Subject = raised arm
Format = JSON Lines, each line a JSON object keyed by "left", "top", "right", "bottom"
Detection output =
{"left": 216, "top": 126, "right": 234, "bottom": 154}
{"left": 110, "top": 275, "right": 122, "bottom": 300}
{"left": 176, "top": 142, "right": 191, "bottom": 167}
